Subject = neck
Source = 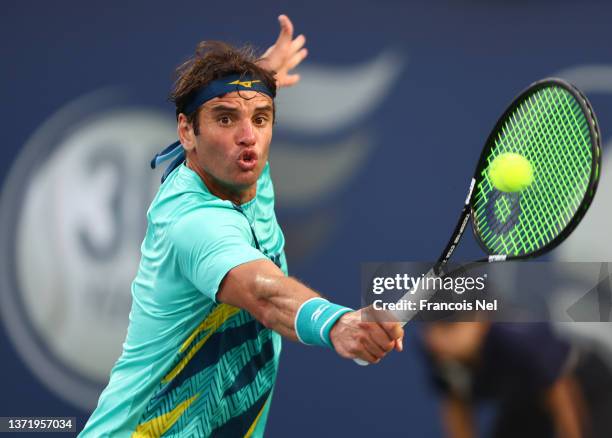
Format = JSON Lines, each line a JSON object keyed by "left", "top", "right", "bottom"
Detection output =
{"left": 187, "top": 160, "right": 256, "bottom": 205}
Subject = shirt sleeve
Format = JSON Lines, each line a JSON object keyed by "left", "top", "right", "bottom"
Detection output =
{"left": 168, "top": 207, "right": 267, "bottom": 301}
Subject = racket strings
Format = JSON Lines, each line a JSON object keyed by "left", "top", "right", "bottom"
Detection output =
{"left": 525, "top": 93, "right": 587, "bottom": 224}
{"left": 473, "top": 86, "right": 594, "bottom": 256}
{"left": 499, "top": 90, "right": 588, "bottom": 248}
{"left": 501, "top": 89, "right": 588, "bottom": 248}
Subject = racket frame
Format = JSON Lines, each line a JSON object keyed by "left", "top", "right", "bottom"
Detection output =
{"left": 355, "top": 78, "right": 602, "bottom": 366}
{"left": 439, "top": 77, "right": 601, "bottom": 271}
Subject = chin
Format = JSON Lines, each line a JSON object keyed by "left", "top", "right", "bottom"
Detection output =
{"left": 232, "top": 172, "right": 258, "bottom": 188}
{"left": 243, "top": 166, "right": 265, "bottom": 181}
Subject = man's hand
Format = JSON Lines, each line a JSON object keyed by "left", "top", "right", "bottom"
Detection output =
{"left": 329, "top": 310, "right": 404, "bottom": 364}
{"left": 258, "top": 14, "right": 308, "bottom": 88}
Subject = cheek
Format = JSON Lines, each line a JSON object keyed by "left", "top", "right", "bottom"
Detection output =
{"left": 259, "top": 130, "right": 272, "bottom": 156}
{"left": 198, "top": 135, "right": 233, "bottom": 160}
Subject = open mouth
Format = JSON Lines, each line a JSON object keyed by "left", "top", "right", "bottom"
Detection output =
{"left": 237, "top": 150, "right": 258, "bottom": 170}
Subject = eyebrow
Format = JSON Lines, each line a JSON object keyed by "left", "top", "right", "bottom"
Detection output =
{"left": 254, "top": 105, "right": 274, "bottom": 114}
{"left": 209, "top": 105, "right": 240, "bottom": 114}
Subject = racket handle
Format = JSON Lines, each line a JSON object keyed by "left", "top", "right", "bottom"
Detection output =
{"left": 352, "top": 268, "right": 438, "bottom": 367}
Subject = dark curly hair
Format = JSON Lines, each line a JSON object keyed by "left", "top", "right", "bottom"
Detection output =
{"left": 169, "top": 41, "right": 277, "bottom": 135}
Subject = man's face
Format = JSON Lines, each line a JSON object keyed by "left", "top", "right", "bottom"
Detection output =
{"left": 181, "top": 90, "right": 274, "bottom": 198}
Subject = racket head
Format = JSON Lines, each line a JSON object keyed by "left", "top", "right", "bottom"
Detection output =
{"left": 469, "top": 78, "right": 601, "bottom": 260}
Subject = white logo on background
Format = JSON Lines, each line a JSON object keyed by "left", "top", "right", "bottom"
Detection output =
{"left": 0, "top": 90, "right": 174, "bottom": 409}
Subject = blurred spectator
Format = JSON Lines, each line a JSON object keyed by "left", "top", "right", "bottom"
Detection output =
{"left": 421, "top": 322, "right": 612, "bottom": 438}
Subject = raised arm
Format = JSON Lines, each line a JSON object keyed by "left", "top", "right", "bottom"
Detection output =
{"left": 217, "top": 259, "right": 404, "bottom": 364}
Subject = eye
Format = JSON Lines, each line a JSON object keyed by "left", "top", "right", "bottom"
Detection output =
{"left": 218, "top": 115, "right": 232, "bottom": 126}
{"left": 254, "top": 115, "right": 269, "bottom": 126}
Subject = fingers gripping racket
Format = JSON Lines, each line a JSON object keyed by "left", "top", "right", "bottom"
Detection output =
{"left": 355, "top": 78, "right": 602, "bottom": 365}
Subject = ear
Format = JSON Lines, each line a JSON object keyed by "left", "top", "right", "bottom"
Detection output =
{"left": 177, "top": 113, "right": 196, "bottom": 152}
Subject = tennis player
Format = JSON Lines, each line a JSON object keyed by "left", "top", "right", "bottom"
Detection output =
{"left": 80, "top": 15, "right": 404, "bottom": 437}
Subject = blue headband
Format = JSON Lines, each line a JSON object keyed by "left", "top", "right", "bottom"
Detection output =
{"left": 151, "top": 74, "right": 274, "bottom": 182}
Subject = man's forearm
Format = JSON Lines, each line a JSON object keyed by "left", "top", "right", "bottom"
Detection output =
{"left": 218, "top": 259, "right": 320, "bottom": 340}
{"left": 547, "top": 376, "right": 585, "bottom": 438}
{"left": 251, "top": 271, "right": 321, "bottom": 340}
{"left": 442, "top": 396, "right": 475, "bottom": 438}
{"left": 217, "top": 259, "right": 404, "bottom": 364}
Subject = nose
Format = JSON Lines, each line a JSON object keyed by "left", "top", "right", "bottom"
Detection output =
{"left": 236, "top": 120, "right": 256, "bottom": 147}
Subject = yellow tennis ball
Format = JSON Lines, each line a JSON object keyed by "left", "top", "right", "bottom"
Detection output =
{"left": 488, "top": 152, "right": 534, "bottom": 192}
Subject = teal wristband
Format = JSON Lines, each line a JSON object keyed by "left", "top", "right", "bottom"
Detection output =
{"left": 294, "top": 297, "right": 353, "bottom": 348}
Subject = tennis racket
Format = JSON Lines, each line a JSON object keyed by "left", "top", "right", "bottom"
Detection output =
{"left": 356, "top": 77, "right": 602, "bottom": 365}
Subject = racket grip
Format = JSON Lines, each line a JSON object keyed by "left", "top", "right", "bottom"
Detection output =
{"left": 351, "top": 267, "right": 437, "bottom": 368}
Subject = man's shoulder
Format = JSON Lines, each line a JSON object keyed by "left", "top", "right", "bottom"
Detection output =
{"left": 157, "top": 165, "right": 213, "bottom": 202}
{"left": 154, "top": 195, "right": 246, "bottom": 248}
{"left": 172, "top": 203, "right": 245, "bottom": 232}
{"left": 150, "top": 166, "right": 230, "bottom": 217}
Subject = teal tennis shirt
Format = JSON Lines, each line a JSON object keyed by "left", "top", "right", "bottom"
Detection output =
{"left": 80, "top": 162, "right": 287, "bottom": 437}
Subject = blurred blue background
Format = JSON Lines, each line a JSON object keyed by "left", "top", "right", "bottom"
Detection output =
{"left": 2, "top": 0, "right": 612, "bottom": 436}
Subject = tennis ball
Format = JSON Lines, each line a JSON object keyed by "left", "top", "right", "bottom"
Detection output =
{"left": 488, "top": 152, "right": 533, "bottom": 192}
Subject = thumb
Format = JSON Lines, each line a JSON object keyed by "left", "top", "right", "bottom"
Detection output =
{"left": 395, "top": 337, "right": 404, "bottom": 352}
